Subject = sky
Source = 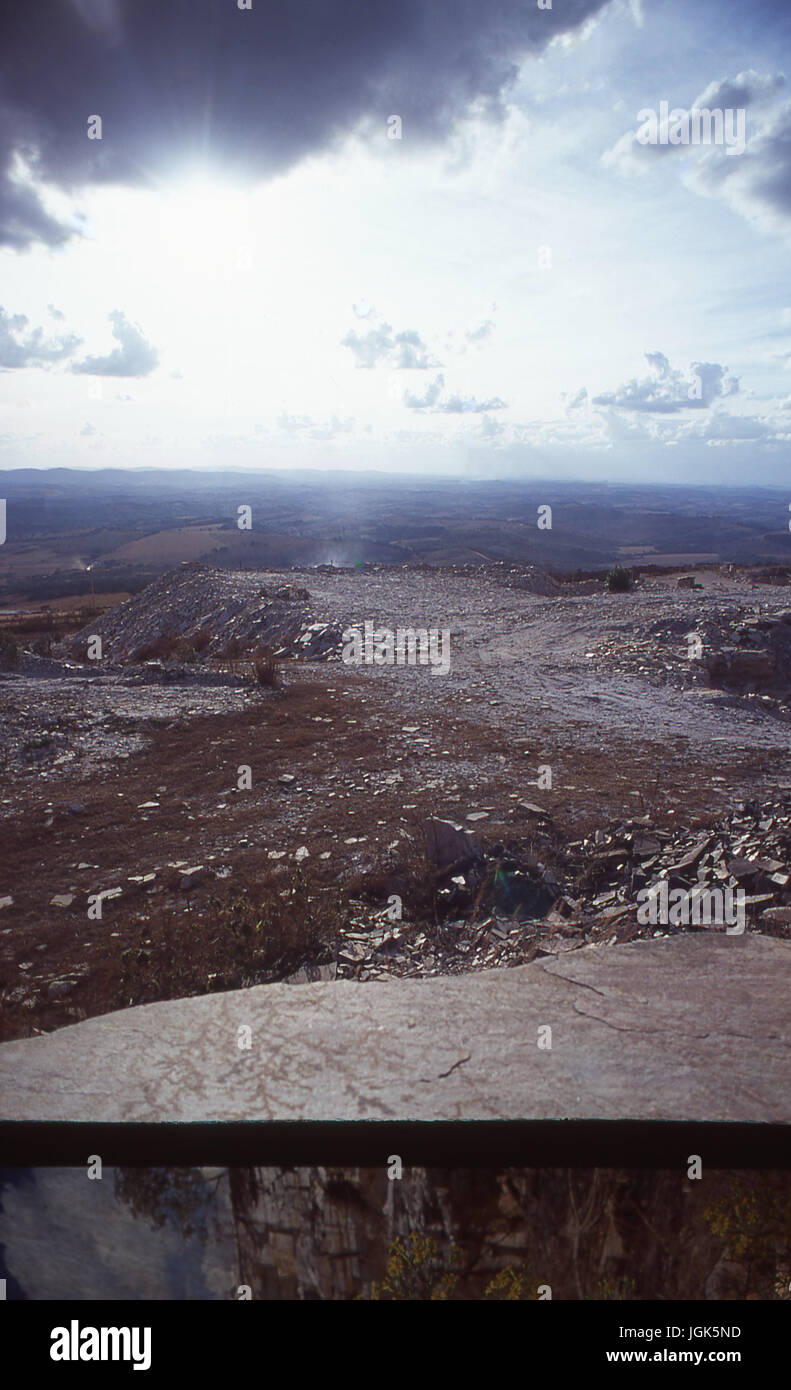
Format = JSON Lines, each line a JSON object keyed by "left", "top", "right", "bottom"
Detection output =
{"left": 0, "top": 1168, "right": 236, "bottom": 1299}
{"left": 1, "top": 0, "right": 791, "bottom": 484}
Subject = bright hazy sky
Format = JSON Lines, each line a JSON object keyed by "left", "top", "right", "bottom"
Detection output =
{"left": 2, "top": 0, "right": 791, "bottom": 483}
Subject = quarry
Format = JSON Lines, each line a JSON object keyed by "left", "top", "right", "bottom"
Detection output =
{"left": 0, "top": 558, "right": 789, "bottom": 1133}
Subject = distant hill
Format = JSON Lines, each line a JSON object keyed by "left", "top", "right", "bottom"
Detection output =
{"left": 1, "top": 467, "right": 790, "bottom": 601}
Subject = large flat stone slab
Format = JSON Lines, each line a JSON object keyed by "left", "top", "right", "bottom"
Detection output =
{"left": 0, "top": 935, "right": 789, "bottom": 1123}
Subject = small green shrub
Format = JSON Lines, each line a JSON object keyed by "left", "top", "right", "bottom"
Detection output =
{"left": 595, "top": 1274, "right": 638, "bottom": 1300}
{"left": 605, "top": 565, "right": 633, "bottom": 593}
{"left": 705, "top": 1175, "right": 791, "bottom": 1300}
{"left": 366, "top": 1234, "right": 460, "bottom": 1301}
{"left": 484, "top": 1268, "right": 525, "bottom": 1300}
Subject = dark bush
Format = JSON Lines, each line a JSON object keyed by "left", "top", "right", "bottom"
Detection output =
{"left": 170, "top": 639, "right": 198, "bottom": 663}
{"left": 113, "top": 864, "right": 348, "bottom": 1008}
{"left": 252, "top": 646, "right": 280, "bottom": 687}
{"left": 133, "top": 633, "right": 178, "bottom": 663}
{"left": 0, "top": 629, "right": 19, "bottom": 668}
{"left": 605, "top": 565, "right": 633, "bottom": 592}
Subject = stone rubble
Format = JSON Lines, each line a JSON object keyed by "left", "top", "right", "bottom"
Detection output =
{"left": 592, "top": 600, "right": 791, "bottom": 718}
{"left": 62, "top": 562, "right": 346, "bottom": 666}
{"left": 328, "top": 794, "right": 791, "bottom": 982}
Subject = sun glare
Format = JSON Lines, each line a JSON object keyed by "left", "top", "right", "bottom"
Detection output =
{"left": 152, "top": 174, "right": 261, "bottom": 278}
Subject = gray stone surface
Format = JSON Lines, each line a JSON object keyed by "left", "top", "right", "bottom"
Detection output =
{"left": 424, "top": 816, "right": 483, "bottom": 871}
{"left": 0, "top": 934, "right": 789, "bottom": 1124}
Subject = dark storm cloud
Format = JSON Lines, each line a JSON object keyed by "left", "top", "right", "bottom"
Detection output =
{"left": 603, "top": 69, "right": 791, "bottom": 235}
{"left": 0, "top": 0, "right": 610, "bottom": 246}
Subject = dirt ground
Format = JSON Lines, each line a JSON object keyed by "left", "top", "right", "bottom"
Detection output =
{"left": 2, "top": 564, "right": 790, "bottom": 1041}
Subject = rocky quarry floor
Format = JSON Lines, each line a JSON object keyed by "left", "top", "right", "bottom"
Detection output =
{"left": 1, "top": 559, "right": 790, "bottom": 1089}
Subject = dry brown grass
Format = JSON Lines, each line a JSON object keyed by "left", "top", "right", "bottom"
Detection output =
{"left": 0, "top": 862, "right": 351, "bottom": 1030}
{"left": 220, "top": 635, "right": 245, "bottom": 660}
{"left": 107, "top": 863, "right": 348, "bottom": 1009}
{"left": 252, "top": 645, "right": 280, "bottom": 688}
{"left": 131, "top": 632, "right": 179, "bottom": 663}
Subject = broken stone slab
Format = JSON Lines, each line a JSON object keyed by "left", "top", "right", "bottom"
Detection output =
{"left": 424, "top": 817, "right": 484, "bottom": 873}
{"left": 728, "top": 856, "right": 784, "bottom": 879}
{"left": 728, "top": 649, "right": 776, "bottom": 683}
{"left": 594, "top": 904, "right": 633, "bottom": 924}
{"left": 284, "top": 962, "right": 337, "bottom": 985}
{"left": 632, "top": 836, "right": 662, "bottom": 857}
{"left": 667, "top": 837, "right": 713, "bottom": 875}
{"left": 535, "top": 937, "right": 588, "bottom": 957}
{"left": 0, "top": 935, "right": 788, "bottom": 1125}
{"left": 761, "top": 906, "right": 791, "bottom": 925}
{"left": 337, "top": 941, "right": 367, "bottom": 965}
{"left": 46, "top": 979, "right": 75, "bottom": 1001}
{"left": 705, "top": 647, "right": 776, "bottom": 688}
{"left": 179, "top": 866, "right": 208, "bottom": 890}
